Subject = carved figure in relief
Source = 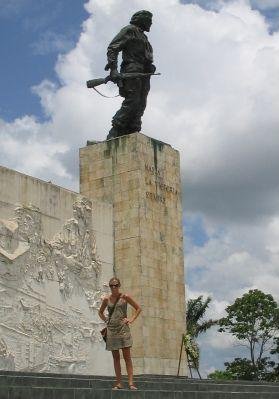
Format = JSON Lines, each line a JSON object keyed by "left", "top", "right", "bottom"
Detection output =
{"left": 14, "top": 204, "right": 42, "bottom": 245}
{"left": 0, "top": 335, "right": 15, "bottom": 371}
{"left": 19, "top": 298, "right": 40, "bottom": 312}
{"left": 60, "top": 332, "right": 73, "bottom": 357}
{"left": 51, "top": 197, "right": 101, "bottom": 289}
{"left": 0, "top": 337, "right": 8, "bottom": 357}
{"left": 0, "top": 197, "right": 105, "bottom": 373}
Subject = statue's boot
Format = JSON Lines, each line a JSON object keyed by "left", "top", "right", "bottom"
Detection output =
{"left": 107, "top": 125, "right": 139, "bottom": 140}
{"left": 86, "top": 140, "right": 100, "bottom": 146}
{"left": 106, "top": 126, "right": 121, "bottom": 140}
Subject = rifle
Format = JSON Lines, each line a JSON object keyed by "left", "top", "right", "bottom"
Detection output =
{"left": 86, "top": 72, "right": 161, "bottom": 89}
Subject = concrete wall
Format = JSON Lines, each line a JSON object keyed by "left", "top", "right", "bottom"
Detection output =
{"left": 0, "top": 165, "right": 114, "bottom": 375}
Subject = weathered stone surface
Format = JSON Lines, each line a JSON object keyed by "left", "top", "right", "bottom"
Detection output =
{"left": 80, "top": 133, "right": 186, "bottom": 375}
{"left": 0, "top": 166, "right": 114, "bottom": 375}
{"left": 2, "top": 371, "right": 279, "bottom": 398}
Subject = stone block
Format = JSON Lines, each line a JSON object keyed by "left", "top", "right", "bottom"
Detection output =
{"left": 0, "top": 386, "right": 9, "bottom": 399}
{"left": 80, "top": 133, "right": 186, "bottom": 375}
{"left": 52, "top": 389, "right": 75, "bottom": 399}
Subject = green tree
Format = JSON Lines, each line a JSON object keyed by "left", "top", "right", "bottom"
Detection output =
{"left": 218, "top": 289, "right": 279, "bottom": 380}
{"left": 268, "top": 337, "right": 279, "bottom": 381}
{"left": 219, "top": 289, "right": 279, "bottom": 366}
{"left": 185, "top": 296, "right": 218, "bottom": 377}
{"left": 208, "top": 358, "right": 278, "bottom": 381}
{"left": 208, "top": 369, "right": 235, "bottom": 380}
{"left": 187, "top": 296, "right": 218, "bottom": 338}
{"left": 225, "top": 357, "right": 276, "bottom": 380}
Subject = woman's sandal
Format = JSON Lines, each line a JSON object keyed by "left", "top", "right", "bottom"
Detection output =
{"left": 129, "top": 385, "right": 138, "bottom": 390}
{"left": 112, "top": 384, "right": 123, "bottom": 390}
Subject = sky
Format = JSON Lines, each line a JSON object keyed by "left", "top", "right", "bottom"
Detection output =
{"left": 0, "top": 0, "right": 279, "bottom": 376}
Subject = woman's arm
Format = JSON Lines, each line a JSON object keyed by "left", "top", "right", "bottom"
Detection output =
{"left": 124, "top": 294, "right": 142, "bottom": 324}
{"left": 98, "top": 297, "right": 108, "bottom": 323}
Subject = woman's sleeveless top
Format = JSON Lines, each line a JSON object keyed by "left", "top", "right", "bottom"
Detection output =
{"left": 106, "top": 296, "right": 133, "bottom": 351}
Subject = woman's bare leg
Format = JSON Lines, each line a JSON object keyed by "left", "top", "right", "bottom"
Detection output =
{"left": 112, "top": 350, "right": 122, "bottom": 387}
{"left": 122, "top": 347, "right": 136, "bottom": 388}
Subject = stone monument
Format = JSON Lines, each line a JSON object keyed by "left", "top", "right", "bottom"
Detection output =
{"left": 85, "top": 10, "right": 186, "bottom": 374}
{"left": 0, "top": 9, "right": 186, "bottom": 377}
{"left": 80, "top": 133, "right": 186, "bottom": 375}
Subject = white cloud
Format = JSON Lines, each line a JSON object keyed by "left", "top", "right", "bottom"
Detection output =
{"left": 186, "top": 216, "right": 279, "bottom": 299}
{"left": 184, "top": 0, "right": 279, "bottom": 12}
{"left": 202, "top": 327, "right": 238, "bottom": 350}
{"left": 0, "top": 116, "right": 70, "bottom": 185}
{"left": 31, "top": 31, "right": 75, "bottom": 55}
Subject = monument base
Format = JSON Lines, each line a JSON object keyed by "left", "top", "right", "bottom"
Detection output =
{"left": 80, "top": 132, "right": 186, "bottom": 375}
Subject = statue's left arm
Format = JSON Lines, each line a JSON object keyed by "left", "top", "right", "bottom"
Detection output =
{"left": 105, "top": 26, "right": 133, "bottom": 72}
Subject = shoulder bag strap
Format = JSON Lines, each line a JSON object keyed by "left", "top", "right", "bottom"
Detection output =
{"left": 107, "top": 294, "right": 121, "bottom": 324}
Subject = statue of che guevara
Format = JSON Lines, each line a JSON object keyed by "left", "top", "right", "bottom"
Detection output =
{"left": 104, "top": 10, "right": 156, "bottom": 140}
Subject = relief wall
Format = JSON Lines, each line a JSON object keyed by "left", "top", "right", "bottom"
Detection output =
{"left": 0, "top": 167, "right": 114, "bottom": 374}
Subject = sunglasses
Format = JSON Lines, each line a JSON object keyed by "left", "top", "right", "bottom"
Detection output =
{"left": 109, "top": 284, "right": 119, "bottom": 288}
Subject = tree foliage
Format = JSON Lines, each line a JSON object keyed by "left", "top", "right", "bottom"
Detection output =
{"left": 208, "top": 369, "right": 234, "bottom": 380}
{"left": 219, "top": 289, "right": 279, "bottom": 366}
{"left": 185, "top": 296, "right": 218, "bottom": 376}
{"left": 217, "top": 289, "right": 279, "bottom": 381}
{"left": 226, "top": 357, "right": 276, "bottom": 381}
{"left": 187, "top": 296, "right": 218, "bottom": 338}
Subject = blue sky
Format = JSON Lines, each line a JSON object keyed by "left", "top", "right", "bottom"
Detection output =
{"left": 0, "top": 0, "right": 87, "bottom": 121}
{"left": 1, "top": 0, "right": 279, "bottom": 376}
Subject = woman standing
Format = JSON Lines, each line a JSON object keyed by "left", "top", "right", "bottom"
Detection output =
{"left": 98, "top": 277, "right": 142, "bottom": 390}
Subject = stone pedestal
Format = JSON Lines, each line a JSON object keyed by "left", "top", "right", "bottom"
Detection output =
{"left": 80, "top": 133, "right": 186, "bottom": 375}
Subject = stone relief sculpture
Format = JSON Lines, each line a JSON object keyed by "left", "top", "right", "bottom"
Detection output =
{"left": 0, "top": 197, "right": 108, "bottom": 373}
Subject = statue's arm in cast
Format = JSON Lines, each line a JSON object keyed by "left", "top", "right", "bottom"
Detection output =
{"left": 122, "top": 294, "right": 142, "bottom": 325}
{"left": 98, "top": 296, "right": 109, "bottom": 323}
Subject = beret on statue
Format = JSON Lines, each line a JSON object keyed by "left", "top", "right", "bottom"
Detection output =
{"left": 130, "top": 10, "right": 153, "bottom": 25}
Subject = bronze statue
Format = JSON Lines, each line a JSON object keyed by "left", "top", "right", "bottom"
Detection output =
{"left": 87, "top": 10, "right": 158, "bottom": 140}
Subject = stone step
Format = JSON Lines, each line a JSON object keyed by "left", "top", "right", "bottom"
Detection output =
{"left": 1, "top": 372, "right": 279, "bottom": 398}
{"left": 1, "top": 386, "right": 279, "bottom": 399}
{"left": 1, "top": 375, "right": 279, "bottom": 393}
{"left": 1, "top": 370, "right": 279, "bottom": 386}
{"left": 0, "top": 375, "right": 278, "bottom": 387}
{"left": 140, "top": 375, "right": 279, "bottom": 386}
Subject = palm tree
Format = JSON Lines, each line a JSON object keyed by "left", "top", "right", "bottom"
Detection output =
{"left": 184, "top": 296, "right": 218, "bottom": 378}
{"left": 187, "top": 296, "right": 218, "bottom": 337}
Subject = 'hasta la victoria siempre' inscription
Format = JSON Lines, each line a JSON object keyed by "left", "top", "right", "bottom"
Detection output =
{"left": 145, "top": 164, "right": 179, "bottom": 204}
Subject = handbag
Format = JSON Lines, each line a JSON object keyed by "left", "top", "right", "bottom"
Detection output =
{"left": 100, "top": 326, "right": 108, "bottom": 342}
{"left": 100, "top": 294, "right": 121, "bottom": 342}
